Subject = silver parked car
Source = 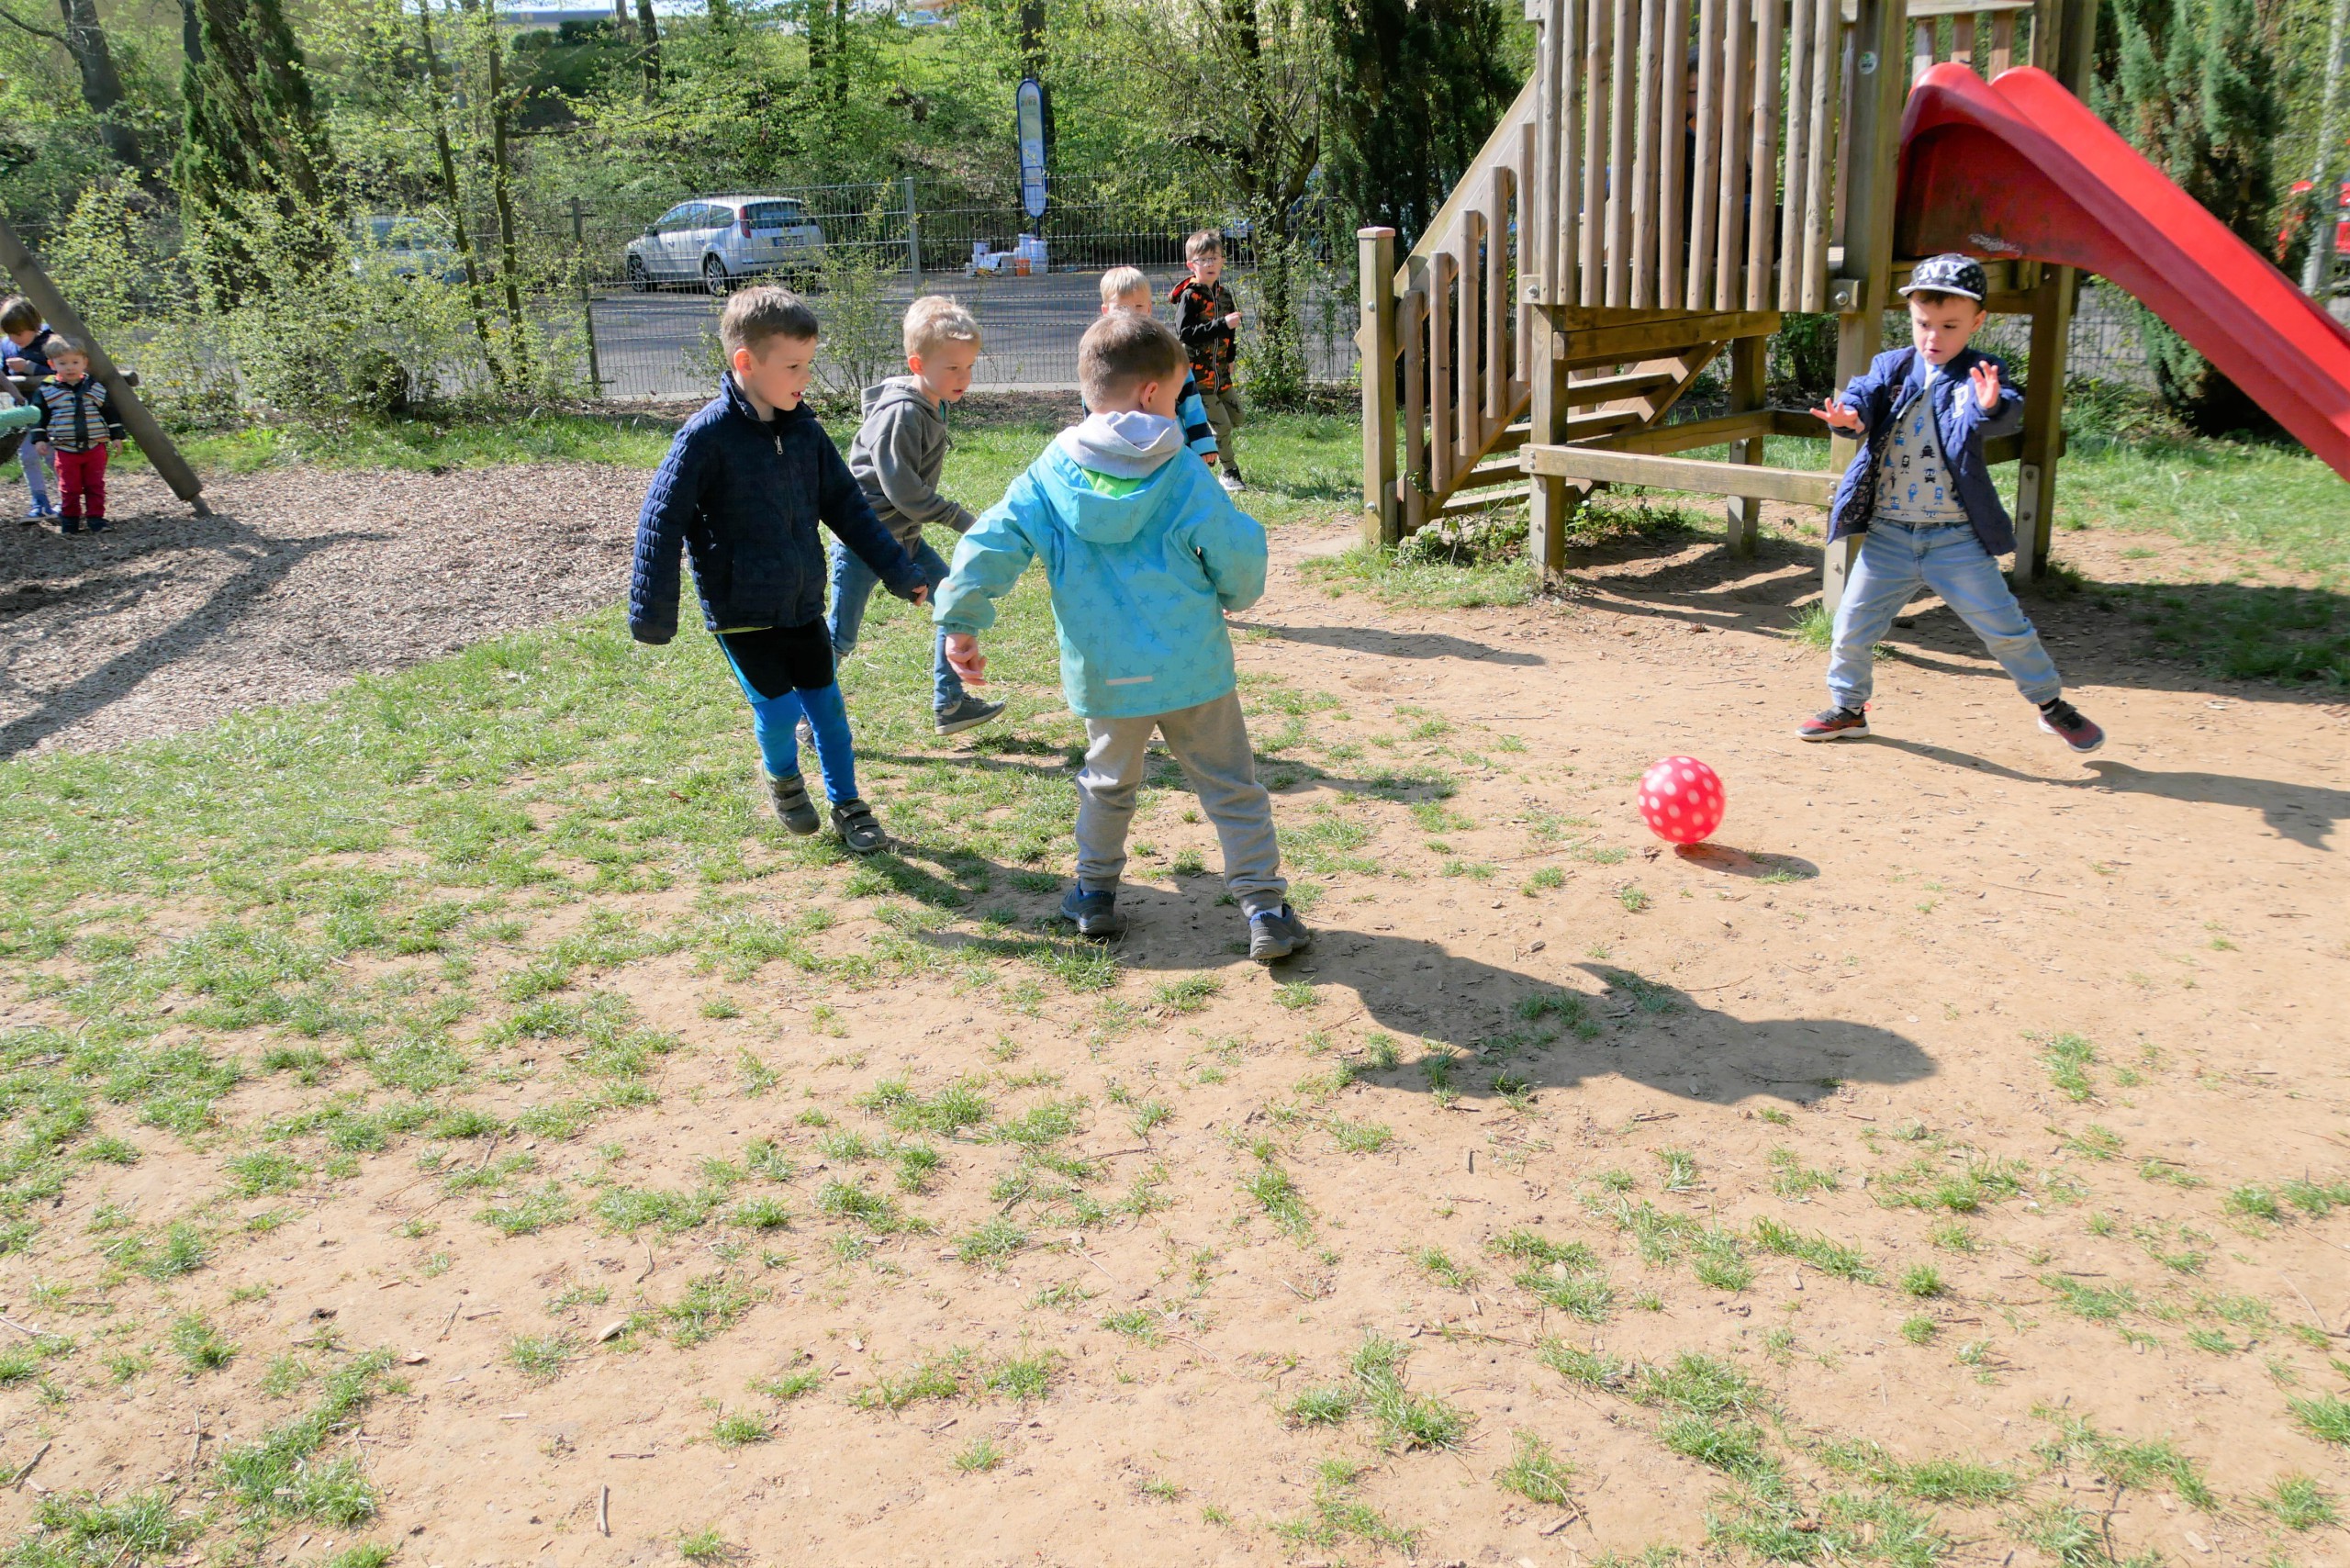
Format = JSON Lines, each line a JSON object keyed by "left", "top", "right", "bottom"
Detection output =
{"left": 353, "top": 214, "right": 464, "bottom": 283}
{"left": 623, "top": 196, "right": 827, "bottom": 295}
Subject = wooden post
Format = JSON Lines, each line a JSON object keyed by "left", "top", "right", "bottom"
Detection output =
{"left": 2013, "top": 266, "right": 2072, "bottom": 584}
{"left": 572, "top": 197, "right": 603, "bottom": 399}
{"left": 1726, "top": 332, "right": 1766, "bottom": 554}
{"left": 0, "top": 215, "right": 207, "bottom": 514}
{"left": 1357, "top": 226, "right": 1401, "bottom": 548}
{"left": 1821, "top": 0, "right": 1907, "bottom": 610}
{"left": 1530, "top": 324, "right": 1575, "bottom": 579}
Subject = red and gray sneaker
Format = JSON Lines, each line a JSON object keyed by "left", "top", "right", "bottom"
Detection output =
{"left": 2037, "top": 698, "right": 2104, "bottom": 753}
{"left": 1796, "top": 705, "right": 1870, "bottom": 741}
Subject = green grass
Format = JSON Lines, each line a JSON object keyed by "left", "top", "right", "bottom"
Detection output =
{"left": 1751, "top": 1215, "right": 1878, "bottom": 1282}
{"left": 2261, "top": 1474, "right": 2339, "bottom": 1530}
{"left": 1494, "top": 1430, "right": 1575, "bottom": 1506}
{"left": 2288, "top": 1392, "right": 2350, "bottom": 1446}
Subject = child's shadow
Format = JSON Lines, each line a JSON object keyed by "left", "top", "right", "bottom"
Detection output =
{"left": 878, "top": 843, "right": 1932, "bottom": 1111}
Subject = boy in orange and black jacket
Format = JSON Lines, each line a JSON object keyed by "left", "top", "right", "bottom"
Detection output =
{"left": 1169, "top": 229, "right": 1245, "bottom": 493}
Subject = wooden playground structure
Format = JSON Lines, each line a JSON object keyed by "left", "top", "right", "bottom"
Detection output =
{"left": 1353, "top": 0, "right": 2098, "bottom": 605}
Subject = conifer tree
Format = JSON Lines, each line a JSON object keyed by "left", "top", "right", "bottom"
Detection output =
{"left": 2101, "top": 0, "right": 2285, "bottom": 430}
{"left": 174, "top": 0, "right": 340, "bottom": 290}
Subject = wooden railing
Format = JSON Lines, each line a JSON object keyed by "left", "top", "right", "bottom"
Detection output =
{"left": 1391, "top": 79, "right": 1542, "bottom": 533}
{"left": 1528, "top": 0, "right": 1842, "bottom": 315}
{"left": 1359, "top": 0, "right": 2047, "bottom": 543}
{"left": 1891, "top": 0, "right": 2042, "bottom": 84}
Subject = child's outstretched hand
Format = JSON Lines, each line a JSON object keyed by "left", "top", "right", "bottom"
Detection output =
{"left": 908, "top": 583, "right": 930, "bottom": 607}
{"left": 1969, "top": 361, "right": 2002, "bottom": 410}
{"left": 1223, "top": 311, "right": 1241, "bottom": 330}
{"left": 1810, "top": 397, "right": 1863, "bottom": 433}
{"left": 944, "top": 633, "right": 987, "bottom": 686}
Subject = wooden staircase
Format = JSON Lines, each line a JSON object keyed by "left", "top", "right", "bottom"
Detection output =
{"left": 1356, "top": 0, "right": 2089, "bottom": 596}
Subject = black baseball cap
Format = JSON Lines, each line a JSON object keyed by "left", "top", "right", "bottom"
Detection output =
{"left": 1899, "top": 253, "right": 1987, "bottom": 302}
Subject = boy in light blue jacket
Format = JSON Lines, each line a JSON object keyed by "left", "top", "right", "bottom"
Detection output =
{"left": 934, "top": 311, "right": 1309, "bottom": 964}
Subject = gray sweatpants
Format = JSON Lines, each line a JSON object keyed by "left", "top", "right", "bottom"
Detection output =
{"left": 1073, "top": 689, "right": 1286, "bottom": 917}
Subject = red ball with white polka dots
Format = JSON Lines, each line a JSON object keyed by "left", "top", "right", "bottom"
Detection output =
{"left": 1637, "top": 755, "right": 1725, "bottom": 845}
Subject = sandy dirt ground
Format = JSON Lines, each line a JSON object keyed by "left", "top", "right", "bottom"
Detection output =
{"left": 1, "top": 477, "right": 2346, "bottom": 1567}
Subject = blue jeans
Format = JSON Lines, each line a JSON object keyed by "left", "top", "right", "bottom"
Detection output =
{"left": 1828, "top": 521, "right": 2063, "bottom": 709}
{"left": 826, "top": 537, "right": 964, "bottom": 711}
{"left": 20, "top": 441, "right": 50, "bottom": 510}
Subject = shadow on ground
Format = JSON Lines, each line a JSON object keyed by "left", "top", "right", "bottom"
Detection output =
{"left": 0, "top": 511, "right": 383, "bottom": 758}
{"left": 1550, "top": 521, "right": 2350, "bottom": 698}
{"left": 872, "top": 834, "right": 1932, "bottom": 1111}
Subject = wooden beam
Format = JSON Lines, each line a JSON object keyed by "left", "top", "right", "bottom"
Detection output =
{"left": 1524, "top": 443, "right": 1837, "bottom": 505}
{"left": 2015, "top": 265, "right": 2076, "bottom": 582}
{"left": 0, "top": 217, "right": 207, "bottom": 514}
{"left": 1357, "top": 227, "right": 1400, "bottom": 549}
{"left": 1825, "top": 0, "right": 1910, "bottom": 611}
{"left": 1726, "top": 335, "right": 1768, "bottom": 554}
{"left": 1549, "top": 309, "right": 1780, "bottom": 365}
{"left": 1598, "top": 409, "right": 1778, "bottom": 454}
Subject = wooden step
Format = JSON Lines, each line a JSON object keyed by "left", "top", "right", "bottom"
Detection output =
{"left": 1431, "top": 489, "right": 1525, "bottom": 521}
{"left": 1449, "top": 455, "right": 1530, "bottom": 492}
{"left": 1561, "top": 369, "right": 1681, "bottom": 407}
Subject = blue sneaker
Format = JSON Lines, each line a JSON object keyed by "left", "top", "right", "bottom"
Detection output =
{"left": 1058, "top": 884, "right": 1126, "bottom": 940}
{"left": 1248, "top": 905, "right": 1313, "bottom": 964}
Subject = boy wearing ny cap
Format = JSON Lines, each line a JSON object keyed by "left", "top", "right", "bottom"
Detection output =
{"left": 1800, "top": 252, "right": 2104, "bottom": 753}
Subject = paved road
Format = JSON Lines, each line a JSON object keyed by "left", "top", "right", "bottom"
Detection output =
{"left": 579, "top": 270, "right": 1354, "bottom": 398}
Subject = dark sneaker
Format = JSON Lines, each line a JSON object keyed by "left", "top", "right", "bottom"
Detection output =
{"left": 84, "top": 517, "right": 107, "bottom": 533}
{"left": 2037, "top": 698, "right": 2105, "bottom": 754}
{"left": 763, "top": 769, "right": 821, "bottom": 834}
{"left": 57, "top": 518, "right": 82, "bottom": 535}
{"left": 1248, "top": 905, "right": 1312, "bottom": 964}
{"left": 1058, "top": 884, "right": 1127, "bottom": 940}
{"left": 934, "top": 694, "right": 1006, "bottom": 736}
{"left": 1796, "top": 705, "right": 1870, "bottom": 741}
{"left": 830, "top": 798, "right": 889, "bottom": 856}
{"left": 1218, "top": 471, "right": 1244, "bottom": 495}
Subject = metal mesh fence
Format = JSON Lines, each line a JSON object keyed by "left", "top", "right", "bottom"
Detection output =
{"left": 515, "top": 177, "right": 1351, "bottom": 397}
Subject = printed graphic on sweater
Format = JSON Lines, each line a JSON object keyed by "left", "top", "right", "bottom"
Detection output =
{"left": 1873, "top": 375, "right": 1970, "bottom": 525}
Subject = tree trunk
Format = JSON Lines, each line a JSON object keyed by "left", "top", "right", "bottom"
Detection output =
{"left": 177, "top": 0, "right": 200, "bottom": 63}
{"left": 417, "top": 0, "right": 503, "bottom": 389}
{"left": 632, "top": 0, "right": 658, "bottom": 96}
{"left": 53, "top": 0, "right": 143, "bottom": 170}
{"left": 458, "top": 0, "right": 529, "bottom": 336}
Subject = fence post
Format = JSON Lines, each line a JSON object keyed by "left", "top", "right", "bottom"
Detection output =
{"left": 572, "top": 197, "right": 603, "bottom": 399}
{"left": 1356, "top": 227, "right": 1399, "bottom": 548}
{"left": 904, "top": 175, "right": 922, "bottom": 278}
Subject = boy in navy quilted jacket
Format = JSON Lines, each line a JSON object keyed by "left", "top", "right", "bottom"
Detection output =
{"left": 1800, "top": 253, "right": 2104, "bottom": 755}
{"left": 628, "top": 287, "right": 932, "bottom": 856}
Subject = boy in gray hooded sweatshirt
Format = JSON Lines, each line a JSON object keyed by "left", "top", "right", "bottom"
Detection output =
{"left": 836, "top": 296, "right": 1006, "bottom": 736}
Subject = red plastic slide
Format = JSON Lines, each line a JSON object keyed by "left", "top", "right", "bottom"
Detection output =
{"left": 1896, "top": 62, "right": 2350, "bottom": 481}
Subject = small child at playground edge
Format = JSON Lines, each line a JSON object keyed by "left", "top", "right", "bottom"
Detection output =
{"left": 933, "top": 310, "right": 1311, "bottom": 964}
{"left": 1169, "top": 230, "right": 1246, "bottom": 493}
{"left": 2, "top": 296, "right": 59, "bottom": 521}
{"left": 836, "top": 296, "right": 1005, "bottom": 738}
{"left": 1097, "top": 266, "right": 1219, "bottom": 469}
{"left": 33, "top": 338, "right": 124, "bottom": 535}
{"left": 628, "top": 286, "right": 932, "bottom": 857}
{"left": 1802, "top": 252, "right": 2104, "bottom": 754}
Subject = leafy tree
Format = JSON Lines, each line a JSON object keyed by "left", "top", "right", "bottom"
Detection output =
{"left": 2100, "top": 0, "right": 2288, "bottom": 430}
{"left": 1319, "top": 0, "right": 1528, "bottom": 251}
